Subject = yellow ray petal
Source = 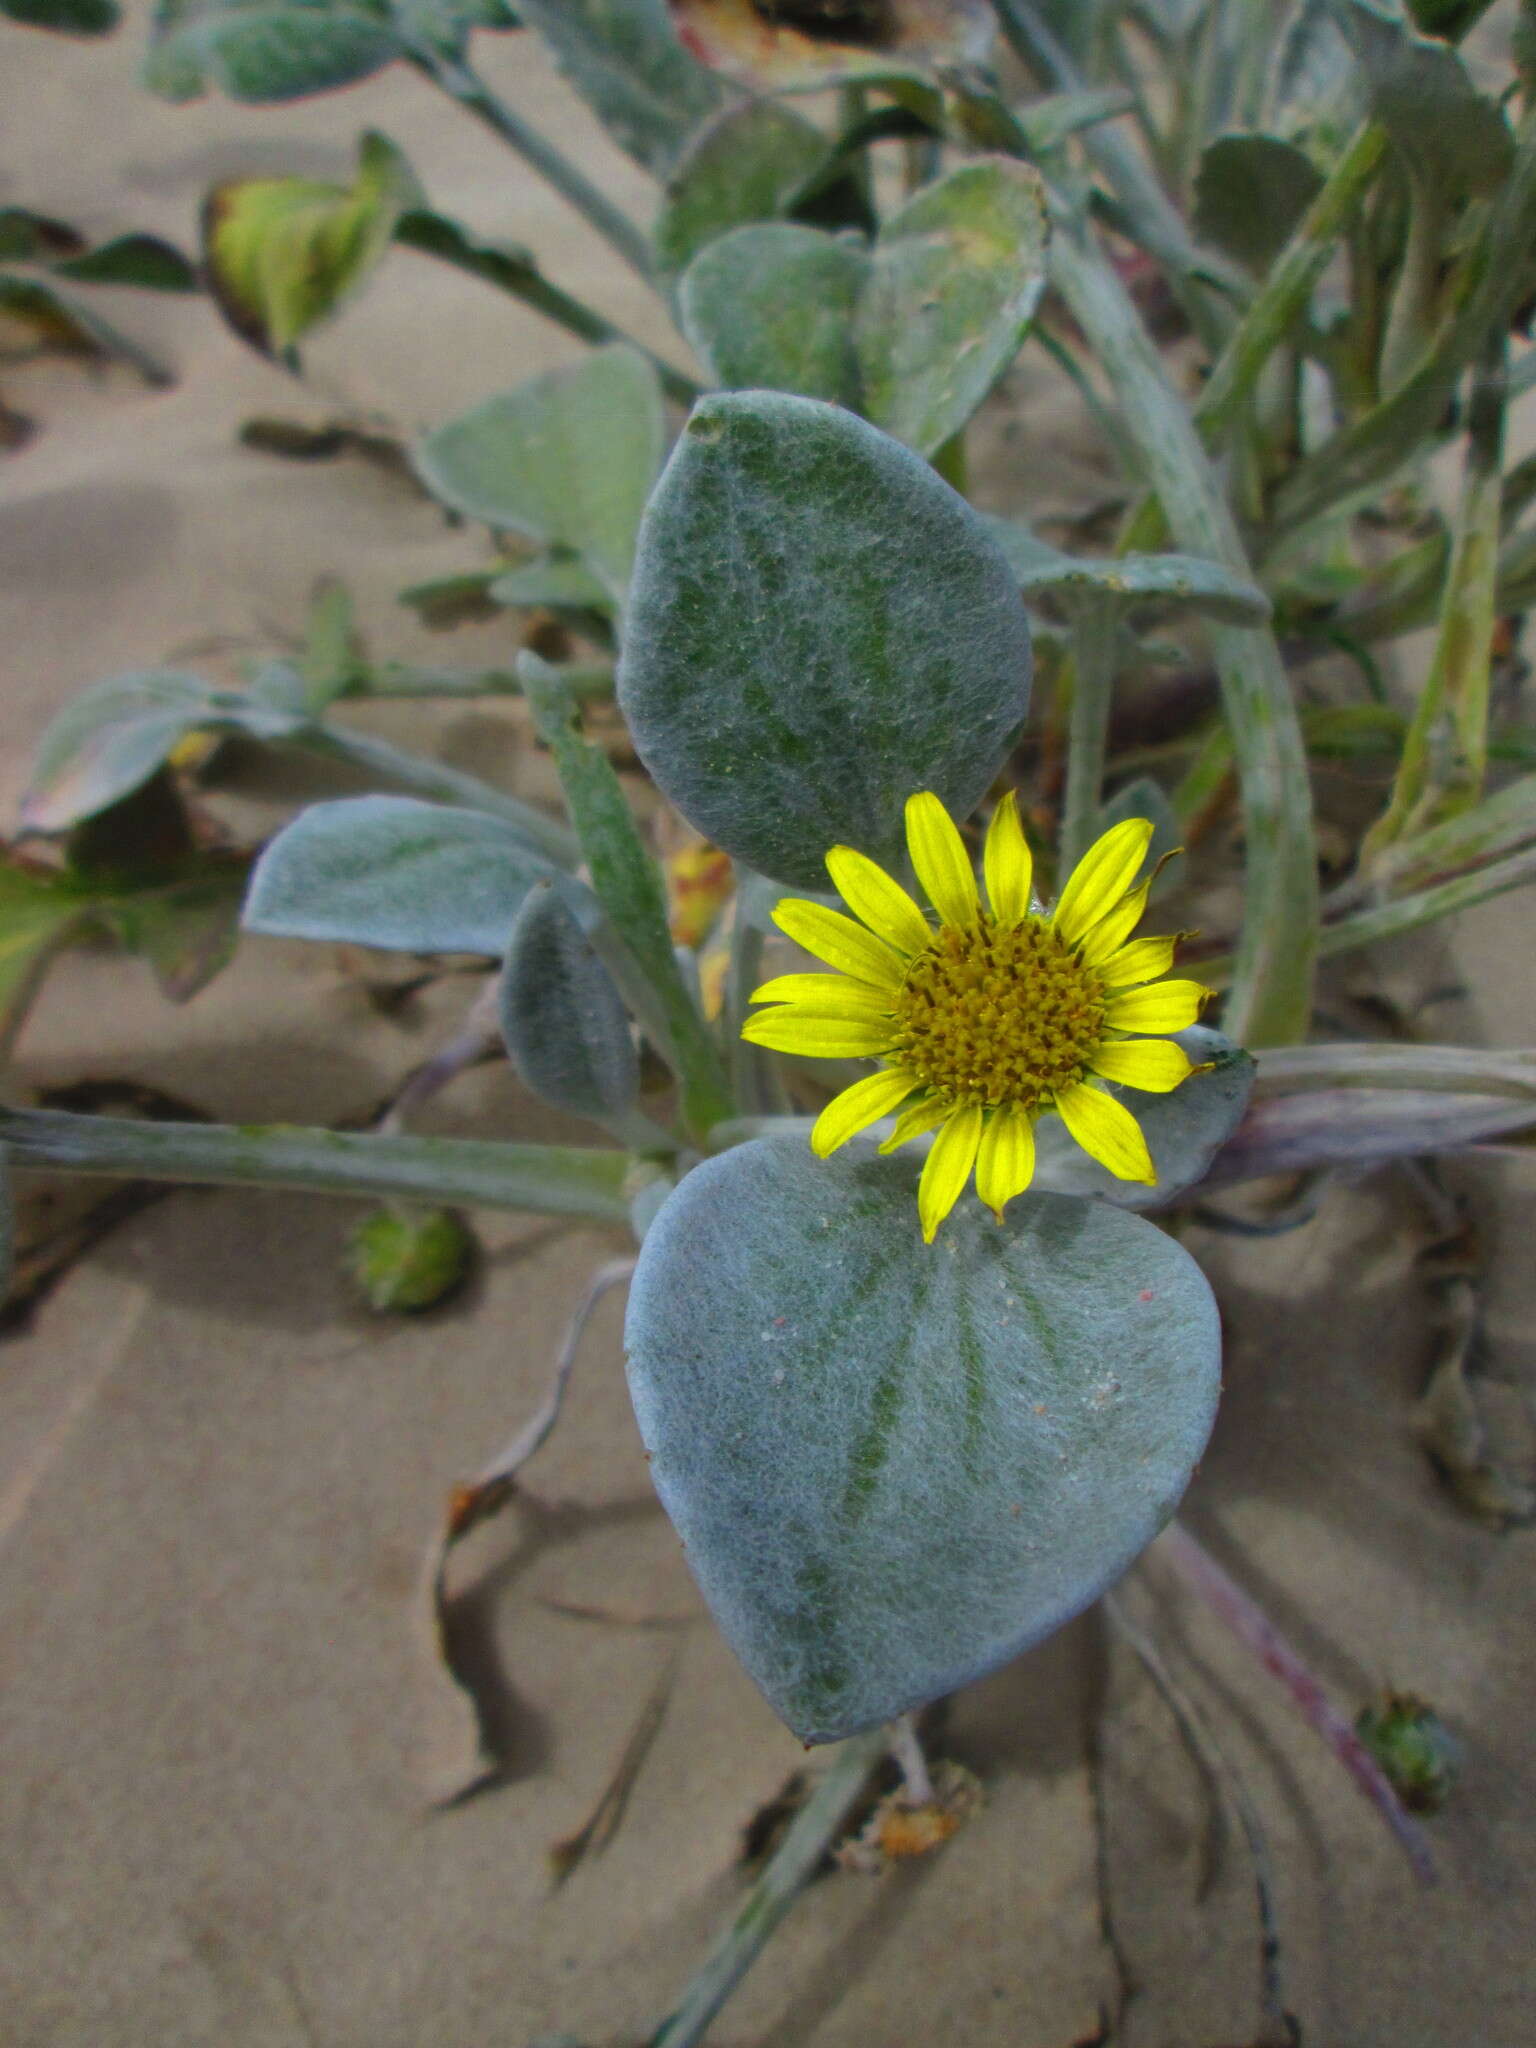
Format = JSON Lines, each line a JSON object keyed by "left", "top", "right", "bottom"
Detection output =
{"left": 747, "top": 974, "right": 893, "bottom": 1020}
{"left": 905, "top": 791, "right": 979, "bottom": 930}
{"left": 826, "top": 845, "right": 931, "bottom": 956}
{"left": 878, "top": 1094, "right": 951, "bottom": 1153}
{"left": 1078, "top": 881, "right": 1150, "bottom": 968}
{"left": 1098, "top": 931, "right": 1178, "bottom": 988}
{"left": 740, "top": 1013, "right": 892, "bottom": 1058}
{"left": 1051, "top": 817, "right": 1154, "bottom": 947}
{"left": 1104, "top": 980, "right": 1209, "bottom": 1034}
{"left": 1089, "top": 1039, "right": 1195, "bottom": 1093}
{"left": 810, "top": 1067, "right": 920, "bottom": 1158}
{"left": 770, "top": 898, "right": 905, "bottom": 988}
{"left": 1055, "top": 1082, "right": 1155, "bottom": 1184}
{"left": 918, "top": 1102, "right": 983, "bottom": 1243}
{"left": 975, "top": 1103, "right": 1037, "bottom": 1221}
{"left": 983, "top": 789, "right": 1033, "bottom": 927}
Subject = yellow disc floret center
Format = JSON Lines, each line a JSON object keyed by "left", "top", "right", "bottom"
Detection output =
{"left": 889, "top": 914, "right": 1106, "bottom": 1111}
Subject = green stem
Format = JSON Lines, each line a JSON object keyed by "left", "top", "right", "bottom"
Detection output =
{"left": 647, "top": 1727, "right": 889, "bottom": 2048}
{"left": 520, "top": 657, "right": 734, "bottom": 1139}
{"left": 987, "top": 0, "right": 1235, "bottom": 347}
{"left": 1362, "top": 329, "right": 1508, "bottom": 861}
{"left": 1118, "top": 119, "right": 1389, "bottom": 554}
{"left": 394, "top": 212, "right": 700, "bottom": 408}
{"left": 1059, "top": 600, "right": 1120, "bottom": 874}
{"left": 285, "top": 720, "right": 580, "bottom": 868}
{"left": 1199, "top": 842, "right": 1536, "bottom": 985}
{"left": 0, "top": 1108, "right": 634, "bottom": 1224}
{"left": 1048, "top": 217, "right": 1318, "bottom": 1046}
{"left": 357, "top": 661, "right": 615, "bottom": 703}
{"left": 1270, "top": 114, "right": 1536, "bottom": 543}
{"left": 1378, "top": 167, "right": 1447, "bottom": 397}
{"left": 419, "top": 55, "right": 657, "bottom": 288}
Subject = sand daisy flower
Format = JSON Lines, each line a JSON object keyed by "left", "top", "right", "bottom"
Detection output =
{"left": 742, "top": 792, "right": 1212, "bottom": 1242}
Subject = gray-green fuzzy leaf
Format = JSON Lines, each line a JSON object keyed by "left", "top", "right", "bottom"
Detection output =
{"left": 500, "top": 879, "right": 638, "bottom": 1119}
{"left": 1033, "top": 1026, "right": 1257, "bottom": 1209}
{"left": 22, "top": 671, "right": 306, "bottom": 833}
{"left": 679, "top": 224, "right": 868, "bottom": 407}
{"left": 654, "top": 97, "right": 830, "bottom": 279}
{"left": 857, "top": 157, "right": 1049, "bottom": 459}
{"left": 1338, "top": 0, "right": 1513, "bottom": 195}
{"left": 242, "top": 794, "right": 552, "bottom": 955}
{"left": 512, "top": 0, "right": 725, "bottom": 175}
{"left": 980, "top": 516, "right": 1272, "bottom": 625}
{"left": 143, "top": 1, "right": 402, "bottom": 103}
{"left": 1194, "top": 134, "right": 1324, "bottom": 273}
{"left": 413, "top": 344, "right": 663, "bottom": 599}
{"left": 618, "top": 392, "right": 1032, "bottom": 889}
{"left": 625, "top": 1136, "right": 1222, "bottom": 1742}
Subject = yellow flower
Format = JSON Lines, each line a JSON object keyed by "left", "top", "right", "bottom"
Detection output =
{"left": 742, "top": 792, "right": 1211, "bottom": 1243}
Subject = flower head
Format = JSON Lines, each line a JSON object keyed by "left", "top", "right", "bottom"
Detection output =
{"left": 743, "top": 792, "right": 1211, "bottom": 1242}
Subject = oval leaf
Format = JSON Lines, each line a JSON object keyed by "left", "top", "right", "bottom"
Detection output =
{"left": 618, "top": 392, "right": 1032, "bottom": 888}
{"left": 980, "top": 515, "right": 1272, "bottom": 626}
{"left": 243, "top": 795, "right": 553, "bottom": 955}
{"left": 655, "top": 97, "right": 831, "bottom": 278}
{"left": 202, "top": 130, "right": 419, "bottom": 356}
{"left": 858, "top": 157, "right": 1049, "bottom": 458}
{"left": 679, "top": 223, "right": 868, "bottom": 406}
{"left": 625, "top": 1136, "right": 1222, "bottom": 1741}
{"left": 499, "top": 879, "right": 638, "bottom": 1119}
{"left": 414, "top": 345, "right": 663, "bottom": 600}
{"left": 22, "top": 671, "right": 305, "bottom": 833}
{"left": 513, "top": 0, "right": 725, "bottom": 174}
{"left": 1194, "top": 135, "right": 1324, "bottom": 274}
{"left": 144, "top": 1, "right": 402, "bottom": 104}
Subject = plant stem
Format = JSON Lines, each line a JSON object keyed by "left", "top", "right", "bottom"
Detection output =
{"left": 1048, "top": 216, "right": 1318, "bottom": 1046}
{"left": 987, "top": 0, "right": 1235, "bottom": 346}
{"left": 419, "top": 54, "right": 657, "bottom": 287}
{"left": 0, "top": 1107, "right": 635, "bottom": 1224}
{"left": 285, "top": 720, "right": 580, "bottom": 868}
{"left": 1118, "top": 118, "right": 1389, "bottom": 554}
{"left": 1362, "top": 330, "right": 1508, "bottom": 861}
{"left": 1155, "top": 1522, "right": 1436, "bottom": 1886}
{"left": 394, "top": 212, "right": 700, "bottom": 408}
{"left": 1059, "top": 600, "right": 1121, "bottom": 874}
{"left": 520, "top": 658, "right": 734, "bottom": 1139}
{"left": 647, "top": 1727, "right": 888, "bottom": 2048}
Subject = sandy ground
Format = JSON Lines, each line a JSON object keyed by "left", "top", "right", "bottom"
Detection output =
{"left": 1, "top": 17, "right": 1534, "bottom": 2047}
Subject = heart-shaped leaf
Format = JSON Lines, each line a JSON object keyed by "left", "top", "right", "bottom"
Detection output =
{"left": 414, "top": 345, "right": 663, "bottom": 600}
{"left": 625, "top": 1136, "right": 1222, "bottom": 1741}
{"left": 618, "top": 392, "right": 1032, "bottom": 888}
{"left": 679, "top": 223, "right": 868, "bottom": 406}
{"left": 857, "top": 157, "right": 1049, "bottom": 459}
{"left": 242, "top": 795, "right": 553, "bottom": 955}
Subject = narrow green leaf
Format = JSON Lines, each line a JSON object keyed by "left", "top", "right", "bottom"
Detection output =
{"left": 520, "top": 659, "right": 731, "bottom": 1135}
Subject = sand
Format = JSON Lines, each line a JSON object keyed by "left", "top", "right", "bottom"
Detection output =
{"left": 1, "top": 17, "right": 1533, "bottom": 2046}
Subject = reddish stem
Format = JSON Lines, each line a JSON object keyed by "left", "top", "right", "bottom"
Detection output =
{"left": 1157, "top": 1521, "right": 1437, "bottom": 1887}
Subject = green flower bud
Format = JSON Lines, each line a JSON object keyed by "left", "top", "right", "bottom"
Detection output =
{"left": 347, "top": 1205, "right": 474, "bottom": 1314}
